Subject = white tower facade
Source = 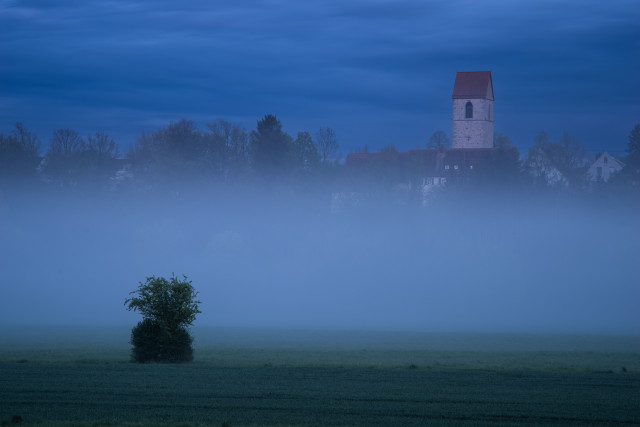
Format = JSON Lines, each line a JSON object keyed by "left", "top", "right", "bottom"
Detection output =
{"left": 452, "top": 71, "right": 494, "bottom": 149}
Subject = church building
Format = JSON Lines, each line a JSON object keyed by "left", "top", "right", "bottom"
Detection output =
{"left": 452, "top": 71, "right": 494, "bottom": 149}
{"left": 339, "top": 71, "right": 517, "bottom": 209}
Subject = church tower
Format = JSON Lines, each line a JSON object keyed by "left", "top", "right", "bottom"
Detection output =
{"left": 452, "top": 71, "right": 494, "bottom": 149}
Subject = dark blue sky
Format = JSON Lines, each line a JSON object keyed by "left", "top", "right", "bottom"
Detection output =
{"left": 1, "top": 0, "right": 639, "bottom": 156}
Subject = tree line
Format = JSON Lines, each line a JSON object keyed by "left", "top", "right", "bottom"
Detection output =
{"left": 0, "top": 114, "right": 340, "bottom": 193}
{"left": 349, "top": 126, "right": 640, "bottom": 197}
{"left": 1, "top": 117, "right": 639, "bottom": 198}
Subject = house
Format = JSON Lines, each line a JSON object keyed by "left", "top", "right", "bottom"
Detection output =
{"left": 586, "top": 152, "right": 625, "bottom": 182}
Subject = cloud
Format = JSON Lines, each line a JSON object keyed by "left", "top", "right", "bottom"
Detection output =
{"left": 1, "top": 0, "right": 639, "bottom": 152}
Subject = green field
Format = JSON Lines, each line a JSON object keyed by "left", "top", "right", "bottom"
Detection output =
{"left": 1, "top": 327, "right": 639, "bottom": 426}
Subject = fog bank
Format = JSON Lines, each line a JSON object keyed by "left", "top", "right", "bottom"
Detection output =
{"left": 1, "top": 190, "right": 638, "bottom": 335}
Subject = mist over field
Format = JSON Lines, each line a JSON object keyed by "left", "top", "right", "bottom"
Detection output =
{"left": 1, "top": 188, "right": 638, "bottom": 336}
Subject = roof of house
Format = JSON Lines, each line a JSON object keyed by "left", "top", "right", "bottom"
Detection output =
{"left": 346, "top": 147, "right": 518, "bottom": 176}
{"left": 592, "top": 152, "right": 625, "bottom": 168}
{"left": 587, "top": 152, "right": 626, "bottom": 176}
{"left": 452, "top": 71, "right": 494, "bottom": 100}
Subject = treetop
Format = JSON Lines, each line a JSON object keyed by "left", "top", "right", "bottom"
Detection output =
{"left": 125, "top": 274, "right": 201, "bottom": 330}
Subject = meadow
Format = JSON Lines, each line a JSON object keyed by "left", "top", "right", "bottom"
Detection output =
{"left": 1, "top": 327, "right": 639, "bottom": 426}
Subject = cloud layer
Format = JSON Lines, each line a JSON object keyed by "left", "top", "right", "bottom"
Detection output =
{"left": 1, "top": 0, "right": 639, "bottom": 154}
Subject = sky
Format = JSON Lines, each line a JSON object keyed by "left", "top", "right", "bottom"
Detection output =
{"left": 1, "top": 0, "right": 639, "bottom": 157}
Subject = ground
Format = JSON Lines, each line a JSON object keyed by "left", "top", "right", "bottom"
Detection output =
{"left": 1, "top": 327, "right": 639, "bottom": 426}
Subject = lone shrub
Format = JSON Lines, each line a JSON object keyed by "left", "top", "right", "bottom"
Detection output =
{"left": 130, "top": 319, "right": 194, "bottom": 362}
{"left": 125, "top": 275, "right": 201, "bottom": 363}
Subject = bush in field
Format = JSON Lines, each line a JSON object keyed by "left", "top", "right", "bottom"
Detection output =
{"left": 130, "top": 319, "right": 194, "bottom": 362}
{"left": 125, "top": 275, "right": 201, "bottom": 363}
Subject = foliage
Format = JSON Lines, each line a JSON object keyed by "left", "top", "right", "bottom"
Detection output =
{"left": 603, "top": 124, "right": 640, "bottom": 195}
{"left": 249, "top": 114, "right": 293, "bottom": 179}
{"left": 125, "top": 275, "right": 201, "bottom": 363}
{"left": 624, "top": 124, "right": 640, "bottom": 182}
{"left": 130, "top": 319, "right": 193, "bottom": 363}
{"left": 626, "top": 123, "right": 640, "bottom": 155}
{"left": 293, "top": 131, "right": 320, "bottom": 172}
{"left": 3, "top": 114, "right": 635, "bottom": 199}
{"left": 248, "top": 115, "right": 327, "bottom": 183}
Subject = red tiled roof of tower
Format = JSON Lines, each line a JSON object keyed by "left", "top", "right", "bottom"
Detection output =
{"left": 452, "top": 71, "right": 494, "bottom": 100}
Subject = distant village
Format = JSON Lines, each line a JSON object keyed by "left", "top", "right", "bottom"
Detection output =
{"left": 1, "top": 72, "right": 639, "bottom": 208}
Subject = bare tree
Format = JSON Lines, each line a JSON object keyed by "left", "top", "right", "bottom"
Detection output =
{"left": 206, "top": 119, "right": 249, "bottom": 179}
{"left": 44, "top": 129, "right": 87, "bottom": 187}
{"left": 0, "top": 122, "right": 41, "bottom": 184}
{"left": 316, "top": 127, "right": 339, "bottom": 163}
{"left": 87, "top": 130, "right": 120, "bottom": 160}
{"left": 427, "top": 131, "right": 450, "bottom": 149}
{"left": 85, "top": 131, "right": 121, "bottom": 188}
{"left": 49, "top": 128, "right": 85, "bottom": 156}
{"left": 523, "top": 131, "right": 588, "bottom": 188}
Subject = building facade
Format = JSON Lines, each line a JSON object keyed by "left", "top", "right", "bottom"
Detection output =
{"left": 452, "top": 71, "right": 494, "bottom": 149}
{"left": 587, "top": 152, "right": 625, "bottom": 182}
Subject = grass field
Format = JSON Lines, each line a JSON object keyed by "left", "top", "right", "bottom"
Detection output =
{"left": 1, "top": 327, "right": 639, "bottom": 426}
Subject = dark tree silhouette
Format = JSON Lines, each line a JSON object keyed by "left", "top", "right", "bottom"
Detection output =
{"left": 125, "top": 275, "right": 201, "bottom": 363}
{"left": 43, "top": 128, "right": 87, "bottom": 187}
{"left": 293, "top": 131, "right": 320, "bottom": 171}
{"left": 316, "top": 127, "right": 339, "bottom": 163}
{"left": 205, "top": 119, "right": 250, "bottom": 181}
{"left": 0, "top": 122, "right": 41, "bottom": 186}
{"left": 85, "top": 130, "right": 121, "bottom": 188}
{"left": 523, "top": 131, "right": 588, "bottom": 189}
{"left": 250, "top": 114, "right": 293, "bottom": 179}
{"left": 493, "top": 132, "right": 513, "bottom": 148}
{"left": 129, "top": 118, "right": 206, "bottom": 188}
{"left": 626, "top": 123, "right": 640, "bottom": 156}
{"left": 427, "top": 130, "right": 450, "bottom": 149}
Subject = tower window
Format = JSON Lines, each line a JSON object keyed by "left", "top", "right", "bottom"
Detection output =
{"left": 604, "top": 156, "right": 608, "bottom": 164}
{"left": 465, "top": 101, "right": 473, "bottom": 119}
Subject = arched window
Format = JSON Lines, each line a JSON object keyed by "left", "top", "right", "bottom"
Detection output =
{"left": 465, "top": 101, "right": 473, "bottom": 119}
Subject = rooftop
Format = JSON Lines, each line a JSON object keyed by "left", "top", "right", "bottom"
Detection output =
{"left": 452, "top": 71, "right": 494, "bottom": 100}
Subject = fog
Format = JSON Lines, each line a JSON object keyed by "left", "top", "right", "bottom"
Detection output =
{"left": 1, "top": 188, "right": 638, "bottom": 336}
